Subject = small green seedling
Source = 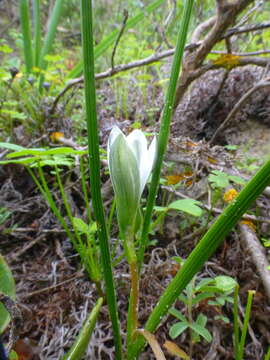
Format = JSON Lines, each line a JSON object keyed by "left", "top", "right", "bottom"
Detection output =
{"left": 169, "top": 272, "right": 237, "bottom": 351}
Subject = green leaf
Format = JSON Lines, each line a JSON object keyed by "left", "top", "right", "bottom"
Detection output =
{"left": 208, "top": 170, "right": 229, "bottom": 188}
{"left": 153, "top": 206, "right": 168, "bottom": 213}
{"left": 214, "top": 276, "right": 237, "bottom": 293}
{"left": 195, "top": 278, "right": 213, "bottom": 291}
{"left": 0, "top": 44, "right": 13, "bottom": 54}
{"left": 73, "top": 218, "right": 89, "bottom": 234}
{"left": 0, "top": 158, "right": 36, "bottom": 165}
{"left": 61, "top": 298, "right": 103, "bottom": 360}
{"left": 192, "top": 292, "right": 214, "bottom": 306}
{"left": 169, "top": 322, "right": 189, "bottom": 339}
{"left": 30, "top": 157, "right": 74, "bottom": 168}
{"left": 178, "top": 294, "right": 188, "bottom": 305}
{"left": 169, "top": 308, "right": 186, "bottom": 322}
{"left": 190, "top": 323, "right": 212, "bottom": 343}
{"left": 0, "top": 142, "right": 24, "bottom": 151}
{"left": 228, "top": 175, "right": 246, "bottom": 185}
{"left": 7, "top": 147, "right": 86, "bottom": 158}
{"left": 195, "top": 313, "right": 207, "bottom": 327}
{"left": 214, "top": 315, "right": 230, "bottom": 323}
{"left": 168, "top": 199, "right": 203, "bottom": 216}
{"left": 0, "top": 255, "right": 16, "bottom": 333}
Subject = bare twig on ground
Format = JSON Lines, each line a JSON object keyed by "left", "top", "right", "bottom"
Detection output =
{"left": 8, "top": 234, "right": 46, "bottom": 263}
{"left": 21, "top": 272, "right": 84, "bottom": 299}
{"left": 239, "top": 223, "right": 270, "bottom": 302}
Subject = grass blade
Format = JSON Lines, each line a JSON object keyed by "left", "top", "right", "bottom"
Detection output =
{"left": 19, "top": 0, "right": 33, "bottom": 73}
{"left": 33, "top": 0, "right": 42, "bottom": 67}
{"left": 61, "top": 298, "right": 103, "bottom": 360}
{"left": 80, "top": 0, "right": 122, "bottom": 358}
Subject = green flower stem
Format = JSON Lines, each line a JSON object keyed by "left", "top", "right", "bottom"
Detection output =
{"left": 138, "top": 0, "right": 195, "bottom": 269}
{"left": 126, "top": 261, "right": 139, "bottom": 352}
{"left": 233, "top": 284, "right": 240, "bottom": 359}
{"left": 38, "top": 0, "right": 64, "bottom": 91}
{"left": 130, "top": 159, "right": 270, "bottom": 358}
{"left": 33, "top": 0, "right": 41, "bottom": 67}
{"left": 80, "top": 156, "right": 92, "bottom": 224}
{"left": 19, "top": 0, "right": 33, "bottom": 73}
{"left": 62, "top": 297, "right": 103, "bottom": 360}
{"left": 237, "top": 290, "right": 255, "bottom": 360}
{"left": 80, "top": 0, "right": 122, "bottom": 358}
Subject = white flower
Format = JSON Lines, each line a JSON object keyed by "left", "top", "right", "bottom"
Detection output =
{"left": 108, "top": 126, "right": 156, "bottom": 235}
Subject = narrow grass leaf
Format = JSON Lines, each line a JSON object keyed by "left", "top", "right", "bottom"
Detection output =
{"left": 61, "top": 298, "right": 103, "bottom": 360}
{"left": 19, "top": 0, "right": 33, "bottom": 73}
{"left": 80, "top": 0, "right": 122, "bottom": 358}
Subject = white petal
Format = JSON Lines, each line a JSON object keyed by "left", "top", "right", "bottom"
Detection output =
{"left": 108, "top": 126, "right": 123, "bottom": 148}
{"left": 148, "top": 136, "right": 157, "bottom": 170}
{"left": 126, "top": 129, "right": 147, "bottom": 165}
{"left": 139, "top": 136, "right": 157, "bottom": 193}
{"left": 107, "top": 126, "right": 123, "bottom": 165}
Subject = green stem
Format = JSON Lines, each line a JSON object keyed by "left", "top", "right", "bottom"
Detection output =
{"left": 233, "top": 284, "right": 240, "bottom": 359}
{"left": 127, "top": 261, "right": 139, "bottom": 356}
{"left": 33, "top": 0, "right": 42, "bottom": 67}
{"left": 28, "top": 166, "right": 74, "bottom": 242}
{"left": 62, "top": 297, "right": 103, "bottom": 360}
{"left": 80, "top": 156, "right": 92, "bottom": 224}
{"left": 38, "top": 0, "right": 64, "bottom": 90}
{"left": 138, "top": 0, "right": 195, "bottom": 270}
{"left": 80, "top": 0, "right": 122, "bottom": 358}
{"left": 237, "top": 290, "right": 255, "bottom": 360}
{"left": 19, "top": 0, "right": 33, "bottom": 73}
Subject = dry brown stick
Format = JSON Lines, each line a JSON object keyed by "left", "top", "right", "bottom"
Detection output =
{"left": 239, "top": 223, "right": 270, "bottom": 302}
{"left": 191, "top": 16, "right": 216, "bottom": 43}
{"left": 209, "top": 78, "right": 270, "bottom": 144}
{"left": 211, "top": 50, "right": 270, "bottom": 56}
{"left": 8, "top": 234, "right": 46, "bottom": 263}
{"left": 21, "top": 272, "right": 84, "bottom": 299}
{"left": 223, "top": 21, "right": 270, "bottom": 38}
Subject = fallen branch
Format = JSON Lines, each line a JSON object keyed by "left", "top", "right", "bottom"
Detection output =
{"left": 239, "top": 223, "right": 270, "bottom": 302}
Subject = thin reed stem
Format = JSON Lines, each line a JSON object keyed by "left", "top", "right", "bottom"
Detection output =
{"left": 80, "top": 0, "right": 122, "bottom": 358}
